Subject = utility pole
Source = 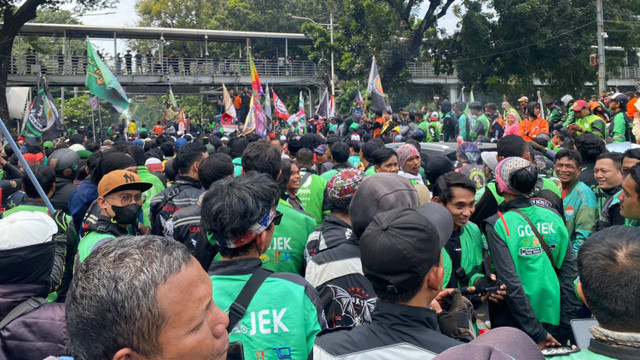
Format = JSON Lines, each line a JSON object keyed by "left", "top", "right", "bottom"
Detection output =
{"left": 596, "top": 0, "right": 606, "bottom": 95}
{"left": 330, "top": 13, "right": 335, "bottom": 97}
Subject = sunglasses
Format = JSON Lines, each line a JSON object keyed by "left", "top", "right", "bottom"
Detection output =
{"left": 272, "top": 210, "right": 283, "bottom": 226}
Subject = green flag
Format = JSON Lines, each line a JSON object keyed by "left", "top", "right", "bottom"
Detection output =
{"left": 85, "top": 41, "right": 130, "bottom": 110}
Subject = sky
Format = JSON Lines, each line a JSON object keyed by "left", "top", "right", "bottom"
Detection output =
{"left": 65, "top": 2, "right": 461, "bottom": 57}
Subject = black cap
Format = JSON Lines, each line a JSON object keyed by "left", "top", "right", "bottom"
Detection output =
{"left": 359, "top": 203, "right": 453, "bottom": 294}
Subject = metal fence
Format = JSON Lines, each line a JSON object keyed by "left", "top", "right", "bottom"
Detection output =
{"left": 9, "top": 55, "right": 325, "bottom": 78}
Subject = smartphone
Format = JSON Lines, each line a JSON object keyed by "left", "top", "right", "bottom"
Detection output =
{"left": 227, "top": 341, "right": 245, "bottom": 360}
{"left": 541, "top": 347, "right": 580, "bottom": 356}
{"left": 571, "top": 318, "right": 598, "bottom": 350}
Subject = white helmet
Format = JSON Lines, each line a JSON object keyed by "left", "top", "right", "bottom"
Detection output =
{"left": 561, "top": 95, "right": 574, "bottom": 107}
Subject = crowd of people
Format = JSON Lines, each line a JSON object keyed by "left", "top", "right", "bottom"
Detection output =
{"left": 1, "top": 89, "right": 640, "bottom": 360}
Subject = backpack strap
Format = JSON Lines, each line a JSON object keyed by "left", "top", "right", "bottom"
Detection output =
{"left": 226, "top": 267, "right": 273, "bottom": 333}
{"left": 510, "top": 209, "right": 557, "bottom": 271}
{"left": 0, "top": 297, "right": 47, "bottom": 330}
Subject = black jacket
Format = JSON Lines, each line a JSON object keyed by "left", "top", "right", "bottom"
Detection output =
{"left": 149, "top": 176, "right": 203, "bottom": 237}
{"left": 313, "top": 301, "right": 462, "bottom": 359}
{"left": 171, "top": 198, "right": 202, "bottom": 252}
{"left": 305, "top": 221, "right": 376, "bottom": 329}
{"left": 50, "top": 177, "right": 78, "bottom": 214}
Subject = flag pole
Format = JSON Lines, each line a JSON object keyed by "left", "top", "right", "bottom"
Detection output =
{"left": 91, "top": 108, "right": 96, "bottom": 141}
{"left": 0, "top": 117, "right": 55, "bottom": 214}
{"left": 97, "top": 100, "right": 103, "bottom": 137}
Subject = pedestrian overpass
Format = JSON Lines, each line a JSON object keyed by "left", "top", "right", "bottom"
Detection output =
{"left": 7, "top": 23, "right": 639, "bottom": 101}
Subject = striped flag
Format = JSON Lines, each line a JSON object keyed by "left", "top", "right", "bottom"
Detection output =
{"left": 248, "top": 39, "right": 264, "bottom": 97}
{"left": 273, "top": 90, "right": 290, "bottom": 120}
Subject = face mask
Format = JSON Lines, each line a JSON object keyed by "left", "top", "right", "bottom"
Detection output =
{"left": 110, "top": 203, "right": 141, "bottom": 225}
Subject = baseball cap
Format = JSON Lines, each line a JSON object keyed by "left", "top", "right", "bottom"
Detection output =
{"left": 480, "top": 151, "right": 499, "bottom": 174}
{"left": 429, "top": 111, "right": 439, "bottom": 121}
{"left": 434, "top": 327, "right": 543, "bottom": 360}
{"left": 23, "top": 152, "right": 44, "bottom": 163}
{"left": 572, "top": 99, "right": 589, "bottom": 111}
{"left": 359, "top": 203, "right": 453, "bottom": 294}
{"left": 0, "top": 211, "right": 57, "bottom": 250}
{"left": 609, "top": 92, "right": 628, "bottom": 103}
{"left": 97, "top": 170, "right": 152, "bottom": 197}
{"left": 314, "top": 144, "right": 327, "bottom": 155}
{"left": 517, "top": 96, "right": 529, "bottom": 103}
{"left": 349, "top": 173, "right": 420, "bottom": 237}
{"left": 327, "top": 168, "right": 365, "bottom": 201}
{"left": 42, "top": 141, "right": 53, "bottom": 149}
{"left": 175, "top": 137, "right": 188, "bottom": 149}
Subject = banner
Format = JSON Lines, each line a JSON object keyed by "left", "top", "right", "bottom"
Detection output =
{"left": 264, "top": 83, "right": 273, "bottom": 132}
{"left": 329, "top": 95, "right": 335, "bottom": 118}
{"left": 163, "top": 85, "right": 181, "bottom": 124}
{"left": 222, "top": 83, "right": 237, "bottom": 125}
{"left": 367, "top": 56, "right": 387, "bottom": 113}
{"left": 316, "top": 89, "right": 329, "bottom": 118}
{"left": 273, "top": 90, "right": 290, "bottom": 120}
{"left": 248, "top": 39, "right": 264, "bottom": 97}
{"left": 85, "top": 40, "right": 129, "bottom": 110}
{"left": 23, "top": 75, "right": 63, "bottom": 144}
{"left": 353, "top": 89, "right": 363, "bottom": 117}
{"left": 87, "top": 96, "right": 99, "bottom": 111}
{"left": 241, "top": 94, "right": 267, "bottom": 137}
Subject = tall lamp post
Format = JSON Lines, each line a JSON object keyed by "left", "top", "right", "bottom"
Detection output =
{"left": 285, "top": 13, "right": 335, "bottom": 97}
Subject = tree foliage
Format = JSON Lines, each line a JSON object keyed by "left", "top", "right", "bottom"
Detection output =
{"left": 433, "top": 0, "right": 639, "bottom": 100}
{"left": 0, "top": 0, "right": 117, "bottom": 123}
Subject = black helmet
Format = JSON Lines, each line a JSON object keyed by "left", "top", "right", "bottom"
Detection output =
{"left": 48, "top": 148, "right": 79, "bottom": 179}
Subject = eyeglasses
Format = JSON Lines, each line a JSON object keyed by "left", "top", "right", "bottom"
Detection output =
{"left": 272, "top": 210, "right": 283, "bottom": 226}
{"left": 107, "top": 193, "right": 143, "bottom": 205}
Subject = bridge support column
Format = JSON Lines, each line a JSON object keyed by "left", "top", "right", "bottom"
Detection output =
{"left": 449, "top": 85, "right": 458, "bottom": 103}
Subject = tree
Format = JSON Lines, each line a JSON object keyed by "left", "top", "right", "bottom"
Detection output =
{"left": 433, "top": 0, "right": 639, "bottom": 100}
{"left": 0, "top": 0, "right": 116, "bottom": 124}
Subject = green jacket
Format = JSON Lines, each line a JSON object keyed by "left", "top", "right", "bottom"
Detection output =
{"left": 608, "top": 111, "right": 628, "bottom": 143}
{"left": 209, "top": 258, "right": 325, "bottom": 360}
{"left": 485, "top": 199, "right": 580, "bottom": 343}
{"left": 575, "top": 114, "right": 606, "bottom": 139}
{"left": 442, "top": 222, "right": 486, "bottom": 289}
{"left": 562, "top": 181, "right": 597, "bottom": 252}
{"left": 547, "top": 107, "right": 563, "bottom": 125}
{"left": 348, "top": 155, "right": 361, "bottom": 168}
{"left": 470, "top": 114, "right": 490, "bottom": 139}
{"left": 137, "top": 165, "right": 166, "bottom": 227}
{"left": 420, "top": 121, "right": 440, "bottom": 142}
{"left": 261, "top": 198, "right": 317, "bottom": 275}
{"left": 297, "top": 170, "right": 328, "bottom": 226}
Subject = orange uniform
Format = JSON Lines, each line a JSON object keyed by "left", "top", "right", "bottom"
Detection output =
{"left": 518, "top": 116, "right": 549, "bottom": 142}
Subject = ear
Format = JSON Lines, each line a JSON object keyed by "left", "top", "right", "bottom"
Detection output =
{"left": 275, "top": 169, "right": 282, "bottom": 182}
{"left": 97, "top": 196, "right": 109, "bottom": 210}
{"left": 432, "top": 196, "right": 443, "bottom": 205}
{"left": 374, "top": 165, "right": 380, "bottom": 173}
{"left": 425, "top": 252, "right": 444, "bottom": 291}
{"left": 576, "top": 282, "right": 589, "bottom": 308}
{"left": 112, "top": 348, "right": 146, "bottom": 360}
{"left": 255, "top": 228, "right": 273, "bottom": 253}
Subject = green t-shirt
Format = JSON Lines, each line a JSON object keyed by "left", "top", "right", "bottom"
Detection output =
{"left": 137, "top": 166, "right": 166, "bottom": 227}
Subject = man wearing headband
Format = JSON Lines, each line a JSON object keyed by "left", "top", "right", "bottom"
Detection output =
{"left": 201, "top": 172, "right": 326, "bottom": 360}
{"left": 483, "top": 157, "right": 581, "bottom": 349}
{"left": 455, "top": 142, "right": 486, "bottom": 190}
